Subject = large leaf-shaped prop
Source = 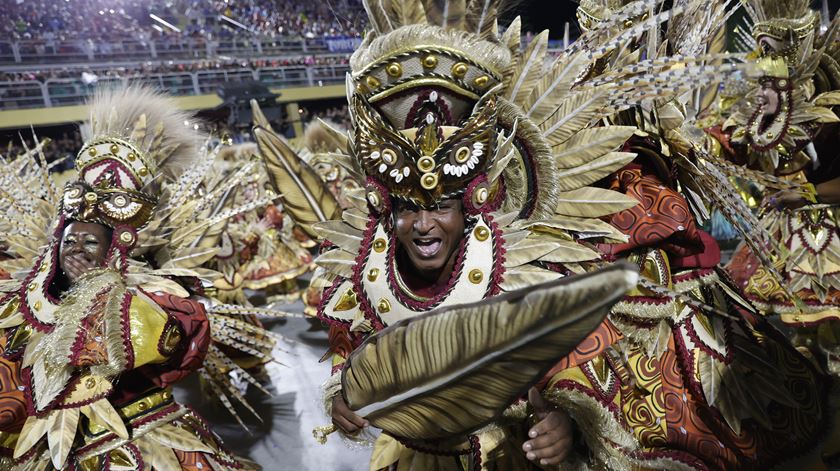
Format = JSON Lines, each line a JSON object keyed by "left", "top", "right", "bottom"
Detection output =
{"left": 253, "top": 116, "right": 340, "bottom": 239}
{"left": 342, "top": 262, "right": 638, "bottom": 440}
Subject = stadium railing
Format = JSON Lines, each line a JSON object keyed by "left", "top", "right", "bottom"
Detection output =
{"left": 0, "top": 63, "right": 350, "bottom": 109}
{"left": 0, "top": 36, "right": 354, "bottom": 64}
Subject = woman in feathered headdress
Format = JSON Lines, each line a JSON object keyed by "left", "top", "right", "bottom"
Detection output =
{"left": 0, "top": 87, "right": 258, "bottom": 470}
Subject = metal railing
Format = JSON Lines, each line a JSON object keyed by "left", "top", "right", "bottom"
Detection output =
{"left": 0, "top": 63, "right": 350, "bottom": 110}
{"left": 0, "top": 36, "right": 357, "bottom": 64}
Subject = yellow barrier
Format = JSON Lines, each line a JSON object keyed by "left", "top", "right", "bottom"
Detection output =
{"left": 0, "top": 84, "right": 345, "bottom": 129}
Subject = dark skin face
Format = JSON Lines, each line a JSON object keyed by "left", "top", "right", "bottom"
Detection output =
{"left": 394, "top": 198, "right": 465, "bottom": 285}
{"left": 58, "top": 221, "right": 112, "bottom": 285}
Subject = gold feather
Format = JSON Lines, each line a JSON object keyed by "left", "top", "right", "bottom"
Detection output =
{"left": 342, "top": 208, "right": 371, "bottom": 231}
{"left": 147, "top": 423, "right": 215, "bottom": 453}
{"left": 540, "top": 90, "right": 610, "bottom": 146}
{"left": 14, "top": 415, "right": 49, "bottom": 459}
{"left": 503, "top": 237, "right": 566, "bottom": 268}
{"left": 421, "top": 0, "right": 467, "bottom": 29}
{"left": 554, "top": 152, "right": 637, "bottom": 192}
{"left": 385, "top": 0, "right": 426, "bottom": 26}
{"left": 250, "top": 99, "right": 274, "bottom": 132}
{"left": 160, "top": 247, "right": 220, "bottom": 269}
{"left": 137, "top": 436, "right": 182, "bottom": 471}
{"left": 539, "top": 240, "right": 601, "bottom": 264}
{"left": 523, "top": 216, "right": 627, "bottom": 241}
{"left": 506, "top": 30, "right": 549, "bottom": 105}
{"left": 80, "top": 401, "right": 128, "bottom": 440}
{"left": 364, "top": 0, "right": 394, "bottom": 34}
{"left": 312, "top": 221, "right": 364, "bottom": 252}
{"left": 341, "top": 263, "right": 638, "bottom": 440}
{"left": 465, "top": 0, "right": 497, "bottom": 39}
{"left": 553, "top": 126, "right": 637, "bottom": 168}
{"left": 554, "top": 187, "right": 639, "bottom": 218}
{"left": 315, "top": 249, "right": 358, "bottom": 279}
{"left": 254, "top": 126, "right": 341, "bottom": 239}
{"left": 499, "top": 265, "right": 562, "bottom": 291}
{"left": 46, "top": 407, "right": 80, "bottom": 469}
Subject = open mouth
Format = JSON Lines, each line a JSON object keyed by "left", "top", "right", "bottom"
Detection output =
{"left": 413, "top": 238, "right": 442, "bottom": 258}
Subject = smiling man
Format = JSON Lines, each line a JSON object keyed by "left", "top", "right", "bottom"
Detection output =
{"left": 393, "top": 199, "right": 465, "bottom": 287}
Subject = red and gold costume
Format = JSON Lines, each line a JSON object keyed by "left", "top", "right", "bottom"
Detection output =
{"left": 0, "top": 88, "right": 261, "bottom": 469}
{"left": 255, "top": 0, "right": 834, "bottom": 469}
{"left": 706, "top": 1, "right": 840, "bottom": 336}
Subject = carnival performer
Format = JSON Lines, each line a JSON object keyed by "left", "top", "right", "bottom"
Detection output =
{"left": 0, "top": 87, "right": 259, "bottom": 469}
{"left": 706, "top": 0, "right": 840, "bottom": 356}
{"left": 256, "top": 0, "right": 834, "bottom": 469}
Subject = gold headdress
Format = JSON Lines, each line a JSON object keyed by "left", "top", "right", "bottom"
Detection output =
{"left": 745, "top": 0, "right": 818, "bottom": 63}
{"left": 62, "top": 87, "right": 200, "bottom": 232}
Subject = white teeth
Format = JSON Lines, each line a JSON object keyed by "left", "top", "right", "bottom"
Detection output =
{"left": 429, "top": 91, "right": 438, "bottom": 101}
{"left": 379, "top": 163, "right": 388, "bottom": 173}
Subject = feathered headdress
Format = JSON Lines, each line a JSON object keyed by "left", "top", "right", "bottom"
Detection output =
{"left": 63, "top": 87, "right": 202, "bottom": 233}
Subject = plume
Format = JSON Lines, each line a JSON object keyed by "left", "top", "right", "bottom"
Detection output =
{"left": 341, "top": 263, "right": 638, "bottom": 440}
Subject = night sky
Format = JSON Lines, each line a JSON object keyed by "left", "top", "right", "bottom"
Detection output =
{"left": 509, "top": 0, "right": 840, "bottom": 39}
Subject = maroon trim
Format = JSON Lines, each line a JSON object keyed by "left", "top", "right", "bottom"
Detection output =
{"left": 672, "top": 268, "right": 715, "bottom": 284}
{"left": 124, "top": 443, "right": 144, "bottom": 470}
{"left": 669, "top": 323, "right": 705, "bottom": 403}
{"left": 315, "top": 277, "right": 352, "bottom": 327}
{"left": 795, "top": 223, "right": 833, "bottom": 255}
{"left": 350, "top": 212, "right": 383, "bottom": 330}
{"left": 462, "top": 173, "right": 489, "bottom": 216}
{"left": 75, "top": 402, "right": 182, "bottom": 456}
{"left": 402, "top": 88, "right": 454, "bottom": 128}
{"left": 746, "top": 89, "right": 793, "bottom": 152}
{"left": 120, "top": 291, "right": 134, "bottom": 370}
{"left": 629, "top": 449, "right": 711, "bottom": 471}
{"left": 580, "top": 362, "right": 619, "bottom": 404}
{"left": 156, "top": 315, "right": 182, "bottom": 358}
{"left": 486, "top": 213, "right": 506, "bottom": 298}
{"left": 365, "top": 176, "right": 392, "bottom": 216}
{"left": 551, "top": 379, "right": 627, "bottom": 427}
{"left": 678, "top": 309, "right": 734, "bottom": 364}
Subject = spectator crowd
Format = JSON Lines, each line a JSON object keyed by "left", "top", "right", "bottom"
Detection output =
{"left": 1, "top": 0, "right": 365, "bottom": 41}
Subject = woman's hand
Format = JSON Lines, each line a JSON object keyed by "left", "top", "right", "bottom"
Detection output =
{"left": 331, "top": 394, "right": 369, "bottom": 435}
{"left": 764, "top": 190, "right": 808, "bottom": 211}
{"left": 63, "top": 254, "right": 97, "bottom": 284}
{"left": 523, "top": 387, "right": 574, "bottom": 467}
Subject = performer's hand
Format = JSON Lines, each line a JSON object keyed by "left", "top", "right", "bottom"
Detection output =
{"left": 331, "top": 394, "right": 369, "bottom": 435}
{"left": 764, "top": 190, "right": 807, "bottom": 210}
{"left": 63, "top": 254, "right": 97, "bottom": 284}
{"left": 523, "top": 387, "right": 574, "bottom": 466}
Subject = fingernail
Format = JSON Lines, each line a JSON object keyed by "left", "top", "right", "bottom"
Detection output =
{"left": 523, "top": 443, "right": 532, "bottom": 451}
{"left": 529, "top": 430, "right": 538, "bottom": 438}
{"left": 526, "top": 452, "right": 535, "bottom": 460}
{"left": 540, "top": 459, "right": 548, "bottom": 465}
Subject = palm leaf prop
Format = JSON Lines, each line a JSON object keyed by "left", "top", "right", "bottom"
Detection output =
{"left": 254, "top": 124, "right": 341, "bottom": 239}
{"left": 341, "top": 262, "right": 639, "bottom": 440}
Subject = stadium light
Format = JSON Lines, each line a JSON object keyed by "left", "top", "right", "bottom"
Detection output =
{"left": 219, "top": 15, "right": 252, "bottom": 33}
{"left": 150, "top": 14, "right": 181, "bottom": 33}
